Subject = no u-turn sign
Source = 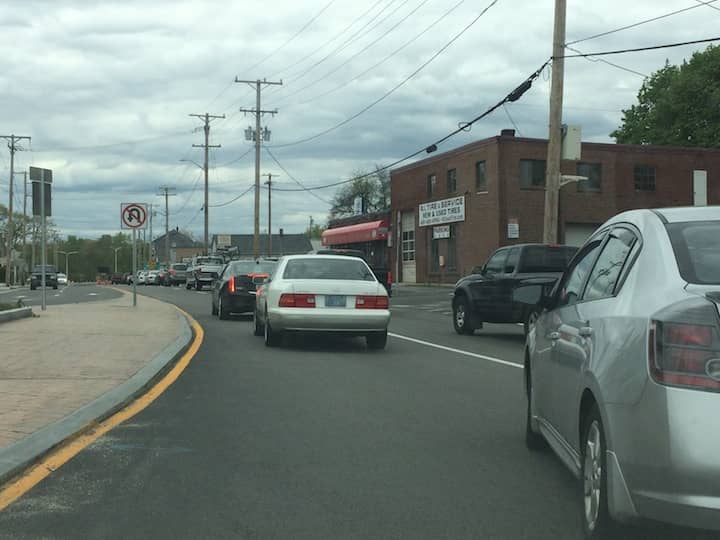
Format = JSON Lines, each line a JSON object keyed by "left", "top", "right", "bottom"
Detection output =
{"left": 121, "top": 203, "right": 148, "bottom": 230}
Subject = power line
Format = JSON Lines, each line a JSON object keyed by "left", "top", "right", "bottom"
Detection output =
{"left": 217, "top": 145, "right": 254, "bottom": 167}
{"left": 560, "top": 36, "right": 720, "bottom": 58}
{"left": 565, "top": 44, "right": 647, "bottom": 78}
{"left": 263, "top": 147, "right": 332, "bottom": 205}
{"left": 270, "top": 0, "right": 500, "bottom": 148}
{"left": 695, "top": 0, "right": 720, "bottom": 11}
{"left": 566, "top": 0, "right": 719, "bottom": 46}
{"left": 30, "top": 130, "right": 191, "bottom": 152}
{"left": 283, "top": 0, "right": 467, "bottom": 109}
{"left": 502, "top": 105, "right": 522, "bottom": 137}
{"left": 209, "top": 185, "right": 255, "bottom": 208}
{"left": 272, "top": 0, "right": 430, "bottom": 108}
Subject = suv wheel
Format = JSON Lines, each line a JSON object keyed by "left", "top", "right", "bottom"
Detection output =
{"left": 581, "top": 406, "right": 615, "bottom": 539}
{"left": 453, "top": 297, "right": 475, "bottom": 335}
{"left": 218, "top": 295, "right": 230, "bottom": 320}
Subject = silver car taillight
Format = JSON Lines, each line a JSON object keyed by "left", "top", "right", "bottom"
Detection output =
{"left": 649, "top": 297, "right": 720, "bottom": 393}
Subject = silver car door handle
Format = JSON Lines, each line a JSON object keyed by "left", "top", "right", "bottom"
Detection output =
{"left": 549, "top": 331, "right": 560, "bottom": 340}
{"left": 579, "top": 326, "right": 593, "bottom": 337}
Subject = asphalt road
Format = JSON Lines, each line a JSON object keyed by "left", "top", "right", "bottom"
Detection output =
{"left": 0, "top": 283, "right": 123, "bottom": 307}
{"left": 0, "top": 284, "right": 716, "bottom": 539}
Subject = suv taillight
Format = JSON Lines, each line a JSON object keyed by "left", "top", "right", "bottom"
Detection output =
{"left": 649, "top": 298, "right": 720, "bottom": 393}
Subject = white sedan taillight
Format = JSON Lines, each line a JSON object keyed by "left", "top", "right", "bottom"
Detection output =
{"left": 649, "top": 298, "right": 720, "bottom": 392}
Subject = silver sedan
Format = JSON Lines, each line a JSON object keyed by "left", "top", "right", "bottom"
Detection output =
{"left": 254, "top": 255, "right": 390, "bottom": 349}
{"left": 525, "top": 206, "right": 720, "bottom": 538}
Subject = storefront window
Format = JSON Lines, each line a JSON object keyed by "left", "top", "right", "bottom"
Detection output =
{"left": 402, "top": 230, "right": 415, "bottom": 261}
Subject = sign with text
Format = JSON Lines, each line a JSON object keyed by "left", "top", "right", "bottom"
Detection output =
{"left": 216, "top": 234, "right": 231, "bottom": 248}
{"left": 433, "top": 225, "right": 450, "bottom": 239}
{"left": 507, "top": 218, "right": 519, "bottom": 239}
{"left": 419, "top": 196, "right": 465, "bottom": 227}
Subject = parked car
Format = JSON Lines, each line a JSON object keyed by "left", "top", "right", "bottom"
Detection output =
{"left": 186, "top": 256, "right": 225, "bottom": 290}
{"left": 524, "top": 207, "right": 720, "bottom": 538}
{"left": 316, "top": 248, "right": 393, "bottom": 296}
{"left": 145, "top": 270, "right": 161, "bottom": 285}
{"left": 211, "top": 259, "right": 278, "bottom": 319}
{"left": 123, "top": 272, "right": 133, "bottom": 284}
{"left": 57, "top": 273, "right": 68, "bottom": 286}
{"left": 109, "top": 272, "right": 125, "bottom": 284}
{"left": 254, "top": 255, "right": 390, "bottom": 349}
{"left": 452, "top": 243, "right": 578, "bottom": 335}
{"left": 30, "top": 265, "right": 59, "bottom": 290}
{"left": 163, "top": 263, "right": 188, "bottom": 286}
{"left": 136, "top": 270, "right": 148, "bottom": 285}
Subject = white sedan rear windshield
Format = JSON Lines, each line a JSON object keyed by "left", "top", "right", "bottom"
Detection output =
{"left": 283, "top": 258, "right": 375, "bottom": 281}
{"left": 667, "top": 221, "right": 720, "bottom": 284}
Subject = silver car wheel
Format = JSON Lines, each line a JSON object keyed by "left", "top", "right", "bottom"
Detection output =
{"left": 455, "top": 304, "right": 466, "bottom": 328}
{"left": 583, "top": 420, "right": 602, "bottom": 531}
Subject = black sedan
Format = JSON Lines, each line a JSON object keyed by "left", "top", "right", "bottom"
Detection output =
{"left": 211, "top": 259, "right": 277, "bottom": 320}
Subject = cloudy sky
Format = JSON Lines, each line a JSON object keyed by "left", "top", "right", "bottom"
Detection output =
{"left": 1, "top": 0, "right": 718, "bottom": 241}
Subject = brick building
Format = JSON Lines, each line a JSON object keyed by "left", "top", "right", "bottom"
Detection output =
{"left": 390, "top": 129, "right": 720, "bottom": 284}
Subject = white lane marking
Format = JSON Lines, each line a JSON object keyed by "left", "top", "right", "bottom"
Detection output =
{"left": 88, "top": 293, "right": 98, "bottom": 296}
{"left": 388, "top": 332, "right": 523, "bottom": 370}
{"left": 391, "top": 304, "right": 412, "bottom": 308}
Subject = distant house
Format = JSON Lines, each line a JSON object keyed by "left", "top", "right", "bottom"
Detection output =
{"left": 152, "top": 230, "right": 203, "bottom": 264}
{"left": 209, "top": 233, "right": 313, "bottom": 258}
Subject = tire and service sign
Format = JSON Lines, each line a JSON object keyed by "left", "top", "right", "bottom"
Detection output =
{"left": 418, "top": 196, "right": 465, "bottom": 227}
{"left": 121, "top": 203, "right": 148, "bottom": 230}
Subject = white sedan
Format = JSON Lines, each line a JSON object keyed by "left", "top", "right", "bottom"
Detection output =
{"left": 57, "top": 273, "right": 68, "bottom": 286}
{"left": 253, "top": 255, "right": 390, "bottom": 349}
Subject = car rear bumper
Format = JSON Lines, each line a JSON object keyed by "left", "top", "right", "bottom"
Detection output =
{"left": 268, "top": 307, "right": 390, "bottom": 332}
{"left": 225, "top": 294, "right": 256, "bottom": 313}
{"left": 606, "top": 386, "right": 720, "bottom": 530}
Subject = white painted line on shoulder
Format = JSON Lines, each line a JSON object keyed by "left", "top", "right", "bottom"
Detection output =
{"left": 388, "top": 332, "right": 523, "bottom": 370}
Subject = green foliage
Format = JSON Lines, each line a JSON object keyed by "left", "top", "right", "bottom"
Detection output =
{"left": 306, "top": 223, "right": 326, "bottom": 239}
{"left": 612, "top": 45, "right": 720, "bottom": 148}
{"left": 329, "top": 166, "right": 390, "bottom": 219}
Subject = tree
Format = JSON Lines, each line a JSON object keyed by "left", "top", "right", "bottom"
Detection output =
{"left": 611, "top": 45, "right": 720, "bottom": 148}
{"left": 329, "top": 166, "right": 390, "bottom": 219}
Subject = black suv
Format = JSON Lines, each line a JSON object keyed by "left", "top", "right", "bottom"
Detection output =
{"left": 452, "top": 243, "right": 578, "bottom": 335}
{"left": 30, "top": 265, "right": 59, "bottom": 290}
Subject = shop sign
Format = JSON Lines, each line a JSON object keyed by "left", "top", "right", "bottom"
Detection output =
{"left": 418, "top": 196, "right": 465, "bottom": 227}
{"left": 507, "top": 218, "right": 519, "bottom": 239}
{"left": 433, "top": 225, "right": 450, "bottom": 239}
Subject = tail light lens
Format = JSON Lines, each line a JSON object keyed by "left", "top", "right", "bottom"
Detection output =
{"left": 228, "top": 276, "right": 235, "bottom": 293}
{"left": 355, "top": 295, "right": 389, "bottom": 309}
{"left": 649, "top": 298, "right": 720, "bottom": 393}
{"left": 279, "top": 293, "right": 315, "bottom": 308}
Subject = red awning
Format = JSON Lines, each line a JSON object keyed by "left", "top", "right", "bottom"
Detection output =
{"left": 321, "top": 220, "right": 388, "bottom": 246}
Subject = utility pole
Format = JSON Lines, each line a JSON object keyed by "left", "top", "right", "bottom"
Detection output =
{"left": 235, "top": 77, "right": 282, "bottom": 258}
{"left": 148, "top": 203, "right": 153, "bottom": 267}
{"left": 262, "top": 173, "right": 279, "bottom": 257}
{"left": 157, "top": 186, "right": 176, "bottom": 265}
{"left": 542, "top": 0, "right": 566, "bottom": 244}
{"left": 1, "top": 134, "right": 31, "bottom": 286}
{"left": 189, "top": 112, "right": 224, "bottom": 255}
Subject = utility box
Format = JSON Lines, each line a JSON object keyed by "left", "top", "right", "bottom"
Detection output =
{"left": 561, "top": 124, "right": 582, "bottom": 161}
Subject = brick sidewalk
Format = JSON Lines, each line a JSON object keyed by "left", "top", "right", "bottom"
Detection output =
{"left": 0, "top": 292, "right": 183, "bottom": 449}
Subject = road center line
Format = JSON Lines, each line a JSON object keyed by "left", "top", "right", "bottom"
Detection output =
{"left": 388, "top": 332, "right": 523, "bottom": 370}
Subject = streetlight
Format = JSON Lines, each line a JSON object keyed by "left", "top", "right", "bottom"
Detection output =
{"left": 57, "top": 250, "right": 79, "bottom": 280}
{"left": 112, "top": 247, "right": 122, "bottom": 273}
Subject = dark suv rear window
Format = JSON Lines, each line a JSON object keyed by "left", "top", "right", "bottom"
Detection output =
{"left": 518, "top": 246, "right": 577, "bottom": 273}
{"left": 667, "top": 221, "right": 720, "bottom": 284}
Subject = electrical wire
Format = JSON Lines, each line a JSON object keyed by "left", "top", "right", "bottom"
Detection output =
{"left": 210, "top": 185, "right": 255, "bottom": 208}
{"left": 30, "top": 130, "right": 192, "bottom": 153}
{"left": 264, "top": 147, "right": 332, "bottom": 205}
{"left": 565, "top": 44, "right": 647, "bottom": 78}
{"left": 217, "top": 145, "right": 254, "bottom": 167}
{"left": 270, "top": 0, "right": 500, "bottom": 149}
{"left": 269, "top": 59, "right": 547, "bottom": 193}
{"left": 566, "top": 0, "right": 719, "bottom": 46}
{"left": 560, "top": 36, "right": 720, "bottom": 58}
{"left": 501, "top": 105, "right": 522, "bottom": 137}
{"left": 695, "top": 0, "right": 720, "bottom": 11}
{"left": 272, "top": 0, "right": 430, "bottom": 108}
{"left": 282, "top": 0, "right": 467, "bottom": 108}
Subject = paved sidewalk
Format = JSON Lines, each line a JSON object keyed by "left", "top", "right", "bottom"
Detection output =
{"left": 0, "top": 290, "right": 190, "bottom": 476}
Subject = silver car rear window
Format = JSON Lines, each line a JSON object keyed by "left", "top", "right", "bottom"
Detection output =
{"left": 667, "top": 221, "right": 720, "bottom": 284}
{"left": 283, "top": 259, "right": 375, "bottom": 281}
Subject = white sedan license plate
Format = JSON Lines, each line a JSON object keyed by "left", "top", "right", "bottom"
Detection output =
{"left": 325, "top": 295, "right": 346, "bottom": 307}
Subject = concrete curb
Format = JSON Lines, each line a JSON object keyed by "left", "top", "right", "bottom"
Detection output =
{"left": 0, "top": 308, "right": 194, "bottom": 486}
{"left": 0, "top": 307, "right": 33, "bottom": 324}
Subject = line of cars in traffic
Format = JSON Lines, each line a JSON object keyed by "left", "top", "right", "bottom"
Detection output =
{"left": 451, "top": 206, "right": 720, "bottom": 538}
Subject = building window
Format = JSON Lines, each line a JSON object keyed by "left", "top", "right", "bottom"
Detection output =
{"left": 427, "top": 174, "right": 437, "bottom": 197}
{"left": 519, "top": 159, "right": 546, "bottom": 188}
{"left": 475, "top": 161, "right": 487, "bottom": 192}
{"left": 447, "top": 225, "right": 457, "bottom": 270}
{"left": 447, "top": 168, "right": 457, "bottom": 193}
{"left": 634, "top": 165, "right": 656, "bottom": 191}
{"left": 577, "top": 162, "right": 602, "bottom": 192}
{"left": 402, "top": 230, "right": 415, "bottom": 261}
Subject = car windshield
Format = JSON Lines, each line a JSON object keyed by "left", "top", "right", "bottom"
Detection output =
{"left": 518, "top": 246, "right": 577, "bottom": 273}
{"left": 195, "top": 257, "right": 223, "bottom": 265}
{"left": 283, "top": 258, "right": 375, "bottom": 281}
{"left": 33, "top": 265, "right": 57, "bottom": 273}
{"left": 667, "top": 221, "right": 720, "bottom": 284}
{"left": 229, "top": 261, "right": 277, "bottom": 275}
